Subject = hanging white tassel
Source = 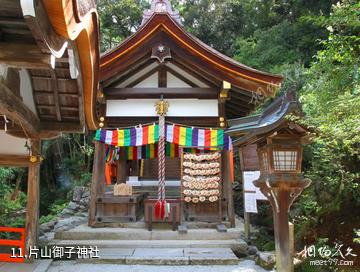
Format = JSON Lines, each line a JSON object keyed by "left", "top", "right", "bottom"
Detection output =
{"left": 3, "top": 115, "right": 8, "bottom": 131}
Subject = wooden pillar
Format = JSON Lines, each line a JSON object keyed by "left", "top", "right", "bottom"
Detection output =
{"left": 244, "top": 212, "right": 250, "bottom": 240}
{"left": 289, "top": 222, "right": 295, "bottom": 272}
{"left": 117, "top": 148, "right": 127, "bottom": 183}
{"left": 25, "top": 139, "right": 41, "bottom": 258}
{"left": 130, "top": 160, "right": 139, "bottom": 176}
{"left": 274, "top": 189, "right": 292, "bottom": 272}
{"left": 143, "top": 159, "right": 151, "bottom": 177}
{"left": 256, "top": 183, "right": 309, "bottom": 272}
{"left": 88, "top": 141, "right": 106, "bottom": 226}
{"left": 222, "top": 151, "right": 235, "bottom": 227}
{"left": 239, "top": 145, "right": 260, "bottom": 238}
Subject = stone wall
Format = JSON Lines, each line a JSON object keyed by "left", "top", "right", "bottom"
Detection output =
{"left": 39, "top": 186, "right": 90, "bottom": 242}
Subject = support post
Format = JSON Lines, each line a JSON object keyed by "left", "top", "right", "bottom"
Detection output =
{"left": 130, "top": 160, "right": 139, "bottom": 176}
{"left": 274, "top": 189, "right": 292, "bottom": 272}
{"left": 223, "top": 150, "right": 235, "bottom": 227}
{"left": 88, "top": 141, "right": 106, "bottom": 226}
{"left": 289, "top": 222, "right": 295, "bottom": 272}
{"left": 25, "top": 139, "right": 41, "bottom": 260}
{"left": 117, "top": 148, "right": 127, "bottom": 183}
{"left": 244, "top": 212, "right": 250, "bottom": 240}
{"left": 238, "top": 145, "right": 260, "bottom": 236}
{"left": 256, "top": 183, "right": 309, "bottom": 272}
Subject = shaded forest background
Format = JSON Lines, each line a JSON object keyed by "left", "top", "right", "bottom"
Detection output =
{"left": 0, "top": 0, "right": 359, "bottom": 270}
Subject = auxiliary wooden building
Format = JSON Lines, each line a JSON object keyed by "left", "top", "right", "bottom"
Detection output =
{"left": 0, "top": 0, "right": 99, "bottom": 257}
{"left": 89, "top": 0, "right": 283, "bottom": 230}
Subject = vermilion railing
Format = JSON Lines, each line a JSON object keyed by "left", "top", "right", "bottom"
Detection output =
{"left": 0, "top": 227, "right": 25, "bottom": 263}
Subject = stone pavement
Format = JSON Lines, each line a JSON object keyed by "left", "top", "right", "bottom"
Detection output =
{"left": 48, "top": 259, "right": 272, "bottom": 272}
{"left": 0, "top": 260, "right": 52, "bottom": 272}
{"left": 78, "top": 247, "right": 239, "bottom": 265}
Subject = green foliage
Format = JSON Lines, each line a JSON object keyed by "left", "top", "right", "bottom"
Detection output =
{"left": 97, "top": 0, "right": 149, "bottom": 52}
{"left": 39, "top": 201, "right": 68, "bottom": 224}
{"left": 354, "top": 230, "right": 360, "bottom": 244}
{"left": 32, "top": 133, "right": 95, "bottom": 217}
{"left": 293, "top": 0, "right": 360, "bottom": 254}
{"left": 0, "top": 168, "right": 27, "bottom": 229}
{"left": 179, "top": 0, "right": 249, "bottom": 56}
{"left": 251, "top": 227, "right": 276, "bottom": 252}
{"left": 299, "top": 0, "right": 360, "bottom": 205}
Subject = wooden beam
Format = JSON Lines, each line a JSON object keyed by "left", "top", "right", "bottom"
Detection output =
{"left": 0, "top": 17, "right": 27, "bottom": 26}
{"left": 231, "top": 87, "right": 253, "bottom": 99}
{"left": 2, "top": 67, "right": 21, "bottom": 97}
{"left": 158, "top": 65, "right": 167, "bottom": 88}
{"left": 4, "top": 122, "right": 82, "bottom": 139}
{"left": 166, "top": 66, "right": 198, "bottom": 88}
{"left": 0, "top": 155, "right": 30, "bottom": 167}
{"left": 102, "top": 55, "right": 154, "bottom": 88}
{"left": 39, "top": 122, "right": 83, "bottom": 133}
{"left": 0, "top": 0, "right": 23, "bottom": 18}
{"left": 50, "top": 70, "right": 62, "bottom": 121}
{"left": 172, "top": 58, "right": 219, "bottom": 88}
{"left": 25, "top": 139, "right": 41, "bottom": 258}
{"left": 105, "top": 87, "right": 218, "bottom": 99}
{"left": 23, "top": 0, "right": 68, "bottom": 57}
{"left": 34, "top": 91, "right": 78, "bottom": 98}
{"left": 106, "top": 116, "right": 219, "bottom": 128}
{"left": 227, "top": 99, "right": 253, "bottom": 112}
{"left": 0, "top": 82, "right": 40, "bottom": 137}
{"left": 230, "top": 90, "right": 253, "bottom": 104}
{"left": 0, "top": 43, "right": 52, "bottom": 69}
{"left": 225, "top": 102, "right": 250, "bottom": 115}
{"left": 126, "top": 66, "right": 160, "bottom": 88}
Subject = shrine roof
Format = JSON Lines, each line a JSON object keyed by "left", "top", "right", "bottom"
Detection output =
{"left": 227, "top": 89, "right": 309, "bottom": 146}
{"left": 100, "top": 1, "right": 283, "bottom": 96}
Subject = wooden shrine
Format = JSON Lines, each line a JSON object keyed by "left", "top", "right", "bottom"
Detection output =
{"left": 0, "top": 0, "right": 314, "bottom": 266}
{"left": 0, "top": 0, "right": 99, "bottom": 257}
{"left": 88, "top": 0, "right": 283, "bottom": 230}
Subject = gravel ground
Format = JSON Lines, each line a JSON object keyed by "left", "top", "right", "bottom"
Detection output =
{"left": 48, "top": 260, "right": 273, "bottom": 272}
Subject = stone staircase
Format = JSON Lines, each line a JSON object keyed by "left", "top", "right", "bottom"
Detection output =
{"left": 50, "top": 221, "right": 248, "bottom": 265}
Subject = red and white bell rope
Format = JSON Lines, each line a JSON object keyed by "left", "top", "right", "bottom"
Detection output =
{"left": 154, "top": 99, "right": 170, "bottom": 219}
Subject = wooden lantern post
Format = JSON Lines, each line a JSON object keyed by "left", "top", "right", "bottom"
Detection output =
{"left": 254, "top": 135, "right": 311, "bottom": 272}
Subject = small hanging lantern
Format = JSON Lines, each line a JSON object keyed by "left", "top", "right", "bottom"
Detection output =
{"left": 256, "top": 134, "right": 303, "bottom": 184}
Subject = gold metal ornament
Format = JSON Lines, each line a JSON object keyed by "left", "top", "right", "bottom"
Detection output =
{"left": 155, "top": 99, "right": 170, "bottom": 116}
{"left": 99, "top": 116, "right": 105, "bottom": 122}
{"left": 29, "top": 156, "right": 38, "bottom": 163}
{"left": 220, "top": 90, "right": 229, "bottom": 99}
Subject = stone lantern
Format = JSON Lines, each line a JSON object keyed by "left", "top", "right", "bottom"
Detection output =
{"left": 227, "top": 89, "right": 312, "bottom": 272}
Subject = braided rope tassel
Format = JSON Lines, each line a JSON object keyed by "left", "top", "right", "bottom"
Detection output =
{"left": 155, "top": 115, "right": 167, "bottom": 219}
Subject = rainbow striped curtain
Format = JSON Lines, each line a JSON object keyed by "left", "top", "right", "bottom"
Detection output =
{"left": 165, "top": 125, "right": 231, "bottom": 150}
{"left": 123, "top": 143, "right": 202, "bottom": 160}
{"left": 95, "top": 124, "right": 159, "bottom": 147}
{"left": 95, "top": 124, "right": 232, "bottom": 151}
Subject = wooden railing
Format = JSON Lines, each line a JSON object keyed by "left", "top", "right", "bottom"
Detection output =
{"left": 0, "top": 227, "right": 25, "bottom": 263}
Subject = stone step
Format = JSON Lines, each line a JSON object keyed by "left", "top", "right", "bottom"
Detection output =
{"left": 76, "top": 247, "right": 239, "bottom": 265}
{"left": 50, "top": 238, "right": 247, "bottom": 250}
{"left": 55, "top": 224, "right": 242, "bottom": 240}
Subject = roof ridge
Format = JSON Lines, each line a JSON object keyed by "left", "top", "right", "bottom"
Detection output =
{"left": 142, "top": 0, "right": 182, "bottom": 26}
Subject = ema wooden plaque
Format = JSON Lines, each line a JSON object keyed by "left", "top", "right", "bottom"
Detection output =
{"left": 114, "top": 183, "right": 132, "bottom": 196}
